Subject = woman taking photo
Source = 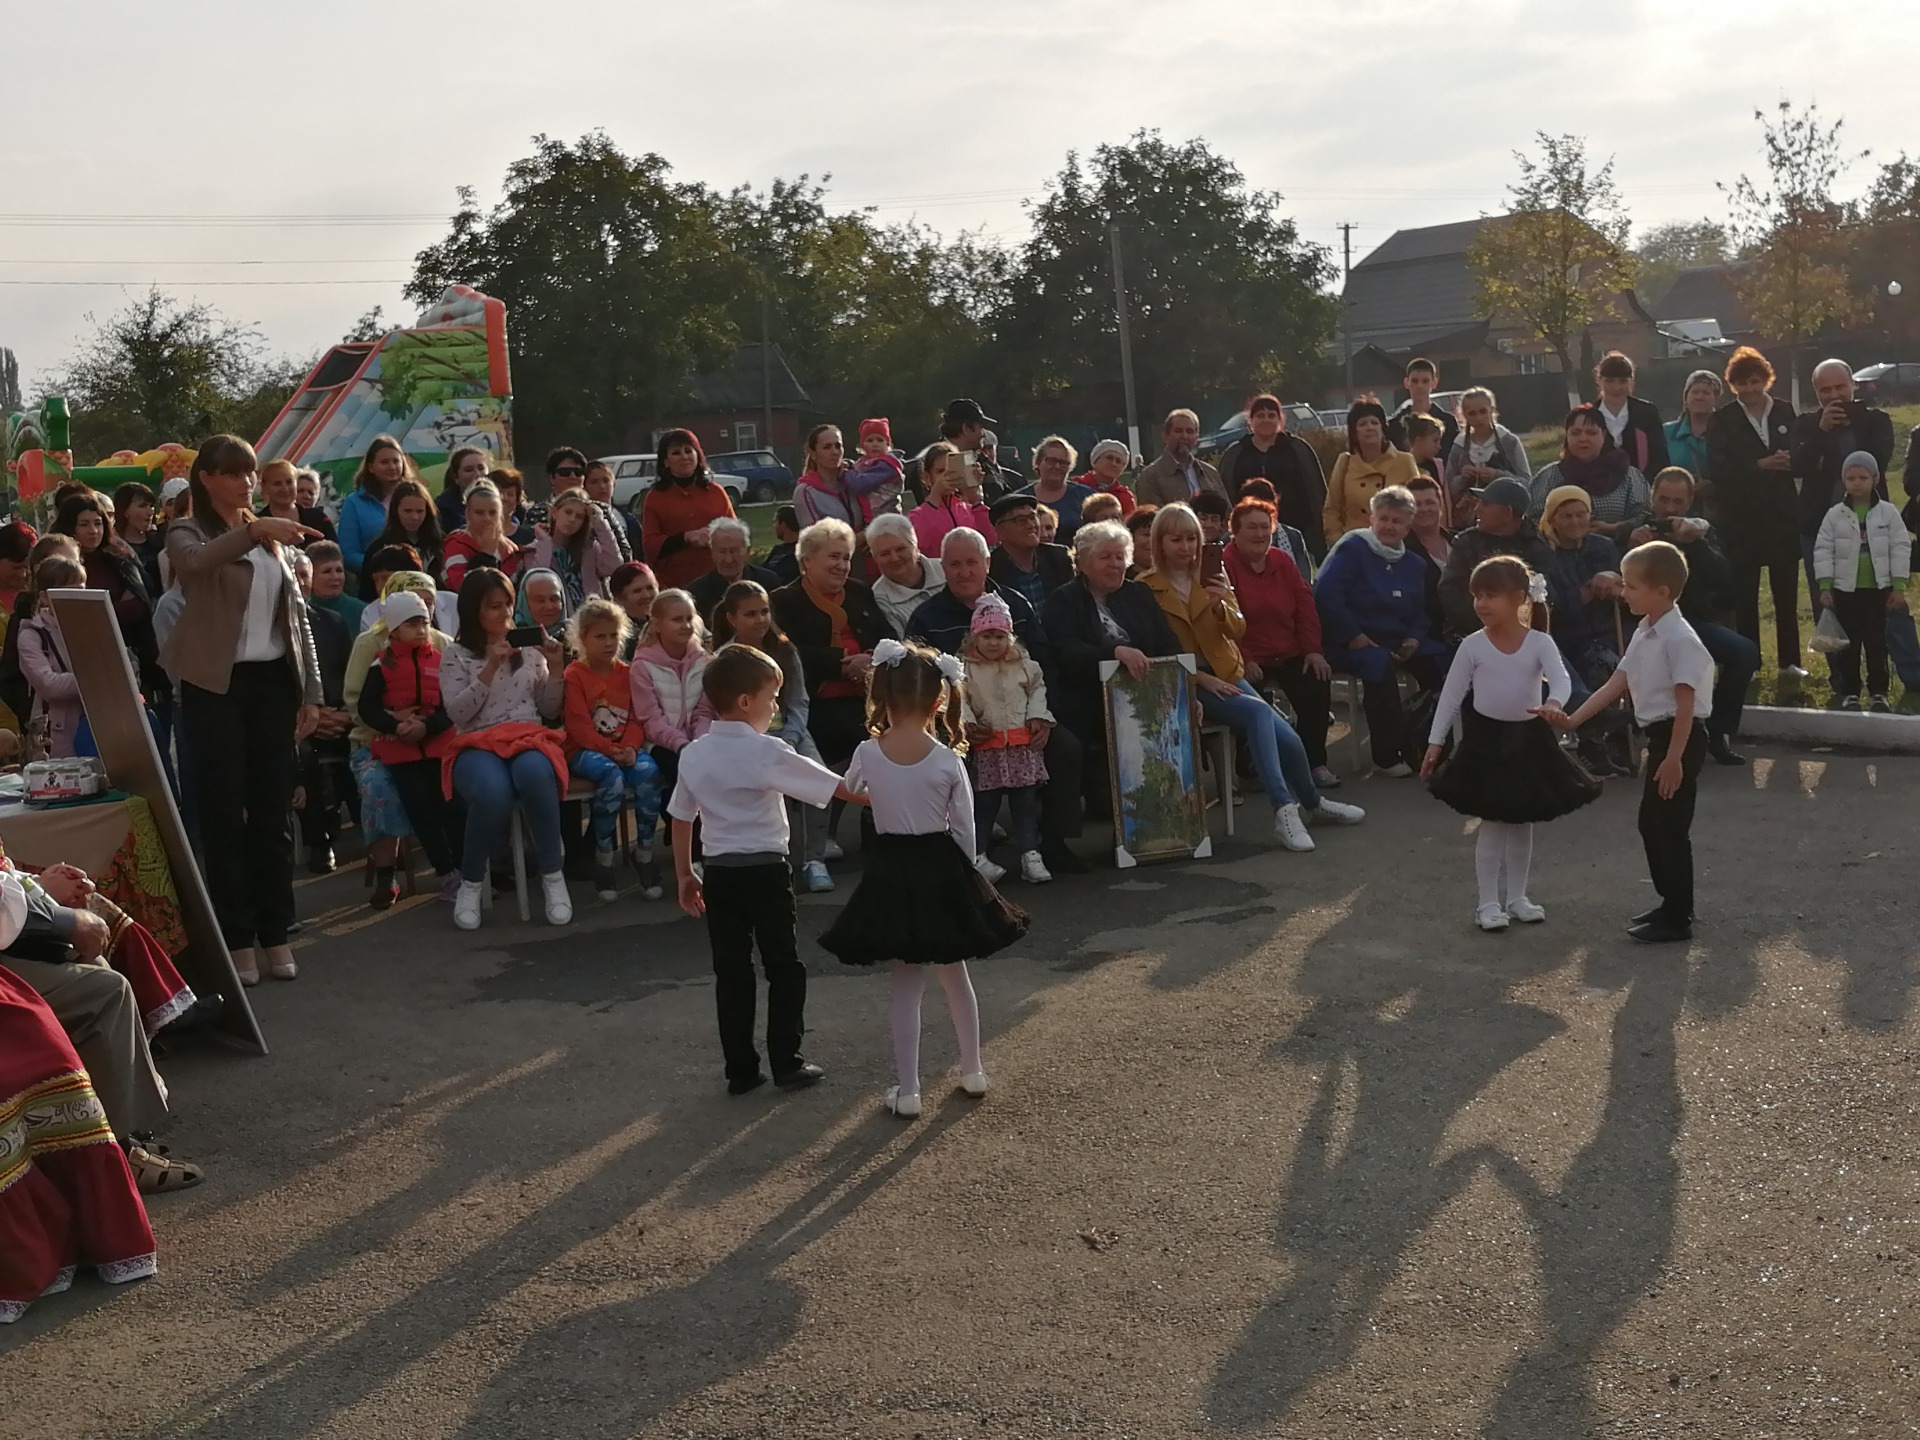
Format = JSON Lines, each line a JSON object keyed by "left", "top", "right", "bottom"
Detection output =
{"left": 906, "top": 441, "right": 993, "bottom": 559}
{"left": 441, "top": 569, "right": 571, "bottom": 930}
{"left": 435, "top": 444, "right": 493, "bottom": 534}
{"left": 162, "top": 435, "right": 322, "bottom": 985}
{"left": 1525, "top": 405, "right": 1652, "bottom": 543}
{"left": 439, "top": 477, "right": 524, "bottom": 590}
{"left": 1445, "top": 386, "right": 1532, "bottom": 528}
{"left": 1315, "top": 486, "right": 1451, "bottom": 777}
{"left": 1323, "top": 400, "right": 1419, "bottom": 545}
{"left": 1144, "top": 505, "right": 1364, "bottom": 847}
{"left": 257, "top": 458, "right": 337, "bottom": 548}
{"left": 338, "top": 434, "right": 411, "bottom": 584}
{"left": 531, "top": 486, "right": 622, "bottom": 611}
{"left": 642, "top": 429, "right": 738, "bottom": 592}
{"left": 769, "top": 518, "right": 894, "bottom": 776}
{"left": 361, "top": 478, "right": 445, "bottom": 599}
{"left": 1707, "top": 346, "right": 1802, "bottom": 671}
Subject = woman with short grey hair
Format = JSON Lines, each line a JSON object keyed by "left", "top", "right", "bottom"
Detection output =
{"left": 1019, "top": 435, "right": 1095, "bottom": 543}
{"left": 1664, "top": 368, "right": 1723, "bottom": 484}
{"left": 866, "top": 511, "right": 945, "bottom": 634}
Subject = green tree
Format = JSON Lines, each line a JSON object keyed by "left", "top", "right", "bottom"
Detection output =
{"left": 44, "top": 289, "right": 278, "bottom": 457}
{"left": 406, "top": 132, "right": 748, "bottom": 461}
{"left": 1468, "top": 133, "right": 1635, "bottom": 406}
{"left": 343, "top": 305, "right": 387, "bottom": 343}
{"left": 995, "top": 131, "right": 1336, "bottom": 429}
{"left": 1632, "top": 219, "right": 1730, "bottom": 308}
{"left": 1719, "top": 101, "right": 1866, "bottom": 405}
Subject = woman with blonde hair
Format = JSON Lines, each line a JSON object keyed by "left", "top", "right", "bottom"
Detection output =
{"left": 1017, "top": 436, "right": 1095, "bottom": 543}
{"left": 1141, "top": 504, "right": 1364, "bottom": 849}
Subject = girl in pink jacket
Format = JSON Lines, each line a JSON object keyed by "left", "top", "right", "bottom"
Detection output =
{"left": 530, "top": 487, "right": 624, "bottom": 609}
{"left": 628, "top": 589, "right": 715, "bottom": 799}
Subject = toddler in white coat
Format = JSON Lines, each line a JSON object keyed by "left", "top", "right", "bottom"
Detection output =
{"left": 1813, "top": 449, "right": 1911, "bottom": 711}
{"left": 960, "top": 595, "right": 1052, "bottom": 885}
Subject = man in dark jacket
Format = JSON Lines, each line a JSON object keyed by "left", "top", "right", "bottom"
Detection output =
{"left": 905, "top": 527, "right": 1084, "bottom": 872}
{"left": 685, "top": 516, "right": 779, "bottom": 624}
{"left": 1627, "top": 469, "right": 1756, "bottom": 764}
{"left": 907, "top": 399, "right": 1010, "bottom": 505}
{"left": 1437, "top": 478, "right": 1554, "bottom": 638}
{"left": 1215, "top": 394, "right": 1330, "bottom": 560}
{"left": 1384, "top": 357, "right": 1460, "bottom": 460}
{"left": 987, "top": 493, "right": 1074, "bottom": 613}
{"left": 1787, "top": 360, "right": 1920, "bottom": 697}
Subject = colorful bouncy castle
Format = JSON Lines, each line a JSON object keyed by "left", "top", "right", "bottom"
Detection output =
{"left": 257, "top": 284, "right": 512, "bottom": 502}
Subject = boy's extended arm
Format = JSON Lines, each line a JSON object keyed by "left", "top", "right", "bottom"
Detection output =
{"left": 672, "top": 819, "right": 703, "bottom": 916}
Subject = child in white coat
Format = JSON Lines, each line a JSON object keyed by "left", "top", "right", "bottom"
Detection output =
{"left": 959, "top": 595, "right": 1052, "bottom": 885}
{"left": 1814, "top": 450, "right": 1911, "bottom": 712}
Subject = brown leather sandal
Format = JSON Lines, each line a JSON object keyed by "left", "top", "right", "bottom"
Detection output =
{"left": 125, "top": 1143, "right": 203, "bottom": 1194}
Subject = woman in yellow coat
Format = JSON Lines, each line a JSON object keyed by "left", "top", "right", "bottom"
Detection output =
{"left": 1323, "top": 400, "right": 1420, "bottom": 546}
{"left": 1140, "top": 503, "right": 1365, "bottom": 849}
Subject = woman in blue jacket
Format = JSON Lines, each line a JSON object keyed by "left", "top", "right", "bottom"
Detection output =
{"left": 1316, "top": 485, "right": 1450, "bottom": 775}
{"left": 337, "top": 435, "right": 411, "bottom": 585}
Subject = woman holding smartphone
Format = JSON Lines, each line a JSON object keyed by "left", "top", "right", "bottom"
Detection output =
{"left": 439, "top": 569, "right": 571, "bottom": 930}
{"left": 1141, "top": 503, "right": 1365, "bottom": 848}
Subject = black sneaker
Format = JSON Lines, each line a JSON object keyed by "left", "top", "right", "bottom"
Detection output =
{"left": 1628, "top": 917, "right": 1693, "bottom": 945}
{"left": 1631, "top": 904, "right": 1694, "bottom": 927}
{"left": 728, "top": 1072, "right": 769, "bottom": 1096}
{"left": 635, "top": 859, "right": 665, "bottom": 901}
{"left": 773, "top": 1061, "right": 826, "bottom": 1090}
{"left": 307, "top": 845, "right": 336, "bottom": 875}
{"left": 1871, "top": 694, "right": 1892, "bottom": 713}
{"left": 593, "top": 862, "right": 619, "bottom": 901}
{"left": 1841, "top": 695, "right": 1863, "bottom": 711}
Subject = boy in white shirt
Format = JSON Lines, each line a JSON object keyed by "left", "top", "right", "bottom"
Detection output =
{"left": 670, "top": 645, "right": 851, "bottom": 1094}
{"left": 1540, "top": 540, "right": 1715, "bottom": 944}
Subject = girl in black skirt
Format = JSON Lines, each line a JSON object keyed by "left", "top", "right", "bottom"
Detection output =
{"left": 818, "top": 639, "right": 1028, "bottom": 1118}
{"left": 1420, "top": 557, "right": 1601, "bottom": 932}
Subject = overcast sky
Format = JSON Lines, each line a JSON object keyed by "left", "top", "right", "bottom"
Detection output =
{"left": 6, "top": 0, "right": 1912, "bottom": 394}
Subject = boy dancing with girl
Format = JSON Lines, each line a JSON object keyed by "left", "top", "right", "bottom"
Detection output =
{"left": 670, "top": 645, "right": 855, "bottom": 1093}
{"left": 1539, "top": 540, "right": 1714, "bottom": 944}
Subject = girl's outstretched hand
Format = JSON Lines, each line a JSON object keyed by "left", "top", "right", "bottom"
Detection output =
{"left": 1419, "top": 744, "right": 1444, "bottom": 779}
{"left": 1530, "top": 703, "right": 1574, "bottom": 731}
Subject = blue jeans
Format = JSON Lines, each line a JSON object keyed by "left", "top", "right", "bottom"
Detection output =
{"left": 1200, "top": 678, "right": 1319, "bottom": 810}
{"left": 570, "top": 749, "right": 662, "bottom": 850}
{"left": 1693, "top": 621, "right": 1760, "bottom": 739}
{"left": 452, "top": 749, "right": 563, "bottom": 881}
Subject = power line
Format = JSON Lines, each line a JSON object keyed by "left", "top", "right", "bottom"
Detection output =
{"left": 0, "top": 278, "right": 405, "bottom": 287}
{"left": 0, "top": 258, "right": 412, "bottom": 266}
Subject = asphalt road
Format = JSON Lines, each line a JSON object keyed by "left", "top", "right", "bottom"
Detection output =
{"left": 5, "top": 743, "right": 1918, "bottom": 1438}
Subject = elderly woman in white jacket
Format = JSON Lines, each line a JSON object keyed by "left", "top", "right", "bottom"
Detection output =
{"left": 1813, "top": 450, "right": 1911, "bottom": 711}
{"left": 958, "top": 594, "right": 1054, "bottom": 885}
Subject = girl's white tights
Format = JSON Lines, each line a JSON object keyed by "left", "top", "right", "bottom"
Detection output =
{"left": 1474, "top": 821, "right": 1535, "bottom": 909}
{"left": 889, "top": 961, "right": 982, "bottom": 1098}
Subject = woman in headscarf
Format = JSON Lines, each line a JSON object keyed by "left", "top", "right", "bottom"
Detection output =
{"left": 343, "top": 569, "right": 453, "bottom": 911}
{"left": 513, "top": 567, "right": 571, "bottom": 652}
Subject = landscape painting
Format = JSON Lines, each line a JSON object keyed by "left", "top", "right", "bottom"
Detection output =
{"left": 1100, "top": 654, "right": 1210, "bottom": 867}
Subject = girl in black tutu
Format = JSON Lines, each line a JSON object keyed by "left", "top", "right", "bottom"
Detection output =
{"left": 818, "top": 638, "right": 1028, "bottom": 1118}
{"left": 1420, "top": 556, "right": 1601, "bottom": 932}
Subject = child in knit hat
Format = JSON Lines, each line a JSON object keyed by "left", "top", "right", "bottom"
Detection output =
{"left": 959, "top": 594, "right": 1053, "bottom": 885}
{"left": 845, "top": 418, "right": 905, "bottom": 523}
{"left": 1813, "top": 449, "right": 1912, "bottom": 712}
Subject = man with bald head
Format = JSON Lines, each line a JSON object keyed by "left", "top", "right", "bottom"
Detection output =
{"left": 1789, "top": 359, "right": 1919, "bottom": 693}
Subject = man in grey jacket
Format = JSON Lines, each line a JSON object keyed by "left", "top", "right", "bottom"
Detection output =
{"left": 1134, "top": 408, "right": 1227, "bottom": 508}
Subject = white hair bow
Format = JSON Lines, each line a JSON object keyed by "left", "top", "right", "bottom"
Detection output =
{"left": 1527, "top": 572, "right": 1549, "bottom": 605}
{"left": 872, "top": 637, "right": 966, "bottom": 686}
{"left": 934, "top": 652, "right": 966, "bottom": 686}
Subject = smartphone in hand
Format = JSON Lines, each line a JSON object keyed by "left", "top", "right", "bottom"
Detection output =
{"left": 1201, "top": 541, "right": 1226, "bottom": 584}
{"left": 505, "top": 625, "right": 546, "bottom": 648}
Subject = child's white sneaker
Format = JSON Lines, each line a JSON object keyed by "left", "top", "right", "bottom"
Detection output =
{"left": 886, "top": 1086, "right": 921, "bottom": 1119}
{"left": 974, "top": 852, "right": 1006, "bottom": 884}
{"left": 1506, "top": 896, "right": 1547, "bottom": 924}
{"left": 1307, "top": 797, "right": 1366, "bottom": 825}
{"left": 1273, "top": 803, "right": 1316, "bottom": 851}
{"left": 959, "top": 1071, "right": 989, "bottom": 1098}
{"left": 1476, "top": 903, "right": 1510, "bottom": 932}
{"left": 453, "top": 880, "right": 484, "bottom": 931}
{"left": 1018, "top": 850, "right": 1051, "bottom": 884}
{"left": 540, "top": 873, "right": 573, "bottom": 926}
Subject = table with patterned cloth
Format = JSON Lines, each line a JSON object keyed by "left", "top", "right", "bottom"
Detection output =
{"left": 0, "top": 794, "right": 187, "bottom": 957}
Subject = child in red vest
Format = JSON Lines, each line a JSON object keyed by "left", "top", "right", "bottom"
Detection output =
{"left": 356, "top": 591, "right": 461, "bottom": 891}
{"left": 564, "top": 596, "right": 664, "bottom": 901}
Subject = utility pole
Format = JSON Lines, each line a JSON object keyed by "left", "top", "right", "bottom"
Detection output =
{"left": 1110, "top": 222, "right": 1141, "bottom": 461}
{"left": 1339, "top": 222, "right": 1355, "bottom": 401}
{"left": 760, "top": 288, "right": 775, "bottom": 460}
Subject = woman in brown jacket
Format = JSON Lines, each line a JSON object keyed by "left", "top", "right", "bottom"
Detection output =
{"left": 163, "top": 435, "right": 322, "bottom": 985}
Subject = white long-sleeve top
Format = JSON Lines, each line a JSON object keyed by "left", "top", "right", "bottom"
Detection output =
{"left": 1429, "top": 628, "right": 1571, "bottom": 743}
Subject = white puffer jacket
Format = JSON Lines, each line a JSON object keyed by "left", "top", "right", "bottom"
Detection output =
{"left": 1814, "top": 498, "right": 1911, "bottom": 593}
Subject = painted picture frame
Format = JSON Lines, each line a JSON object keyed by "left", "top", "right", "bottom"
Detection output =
{"left": 1099, "top": 653, "right": 1211, "bottom": 868}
